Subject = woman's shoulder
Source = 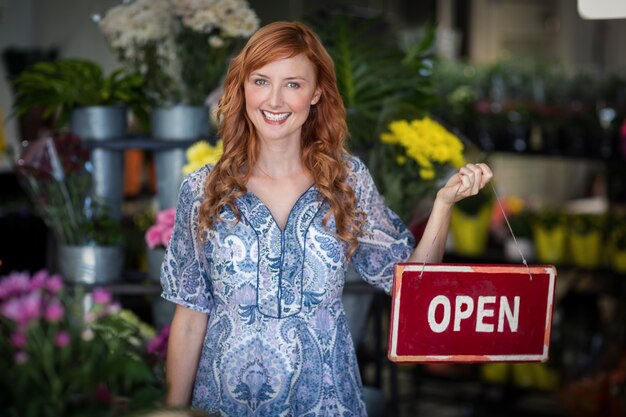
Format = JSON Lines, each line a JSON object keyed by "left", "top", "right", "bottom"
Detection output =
{"left": 182, "top": 164, "right": 214, "bottom": 199}
{"left": 343, "top": 153, "right": 371, "bottom": 184}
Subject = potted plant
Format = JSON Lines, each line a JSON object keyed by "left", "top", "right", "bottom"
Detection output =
{"left": 98, "top": 0, "right": 260, "bottom": 140}
{"left": 12, "top": 58, "right": 149, "bottom": 135}
{"left": 568, "top": 213, "right": 607, "bottom": 269}
{"left": 14, "top": 133, "right": 126, "bottom": 283}
{"left": 377, "top": 117, "right": 466, "bottom": 224}
{"left": 450, "top": 187, "right": 494, "bottom": 257}
{"left": 531, "top": 209, "right": 568, "bottom": 265}
{"left": 0, "top": 270, "right": 165, "bottom": 416}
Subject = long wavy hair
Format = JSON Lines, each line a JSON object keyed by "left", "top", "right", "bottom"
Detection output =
{"left": 198, "top": 21, "right": 364, "bottom": 257}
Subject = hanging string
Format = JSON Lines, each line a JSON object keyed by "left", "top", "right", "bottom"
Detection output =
{"left": 490, "top": 182, "right": 533, "bottom": 280}
{"left": 419, "top": 176, "right": 533, "bottom": 281}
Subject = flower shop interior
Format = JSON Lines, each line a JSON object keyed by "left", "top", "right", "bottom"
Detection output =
{"left": 2, "top": 0, "right": 626, "bottom": 416}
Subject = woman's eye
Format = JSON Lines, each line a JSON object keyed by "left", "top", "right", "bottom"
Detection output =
{"left": 287, "top": 82, "right": 300, "bottom": 88}
{"left": 254, "top": 79, "right": 268, "bottom": 86}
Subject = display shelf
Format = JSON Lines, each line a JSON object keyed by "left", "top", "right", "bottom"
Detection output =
{"left": 83, "top": 135, "right": 207, "bottom": 151}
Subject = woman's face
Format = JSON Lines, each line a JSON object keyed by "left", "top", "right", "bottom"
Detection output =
{"left": 244, "top": 53, "right": 321, "bottom": 145}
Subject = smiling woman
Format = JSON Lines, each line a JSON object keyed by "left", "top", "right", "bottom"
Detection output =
{"left": 159, "top": 21, "right": 492, "bottom": 416}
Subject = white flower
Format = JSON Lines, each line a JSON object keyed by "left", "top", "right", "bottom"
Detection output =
{"left": 209, "top": 35, "right": 225, "bottom": 48}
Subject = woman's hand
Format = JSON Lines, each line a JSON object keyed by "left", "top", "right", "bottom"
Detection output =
{"left": 436, "top": 163, "right": 494, "bottom": 206}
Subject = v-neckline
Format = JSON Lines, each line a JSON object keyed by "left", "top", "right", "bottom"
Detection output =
{"left": 245, "top": 184, "right": 316, "bottom": 233}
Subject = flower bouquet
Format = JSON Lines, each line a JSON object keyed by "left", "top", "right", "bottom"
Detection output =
{"left": 376, "top": 117, "right": 466, "bottom": 222}
{"left": 98, "top": 0, "right": 260, "bottom": 106}
{"left": 0, "top": 270, "right": 164, "bottom": 416}
{"left": 14, "top": 132, "right": 123, "bottom": 246}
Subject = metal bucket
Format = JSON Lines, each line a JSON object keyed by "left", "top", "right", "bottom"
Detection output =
{"left": 150, "top": 104, "right": 209, "bottom": 140}
{"left": 70, "top": 105, "right": 127, "bottom": 140}
{"left": 151, "top": 104, "right": 209, "bottom": 209}
{"left": 58, "top": 244, "right": 125, "bottom": 284}
{"left": 146, "top": 247, "right": 166, "bottom": 282}
{"left": 70, "top": 105, "right": 127, "bottom": 219}
{"left": 154, "top": 148, "right": 185, "bottom": 210}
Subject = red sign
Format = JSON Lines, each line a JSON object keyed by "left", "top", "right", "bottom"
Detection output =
{"left": 388, "top": 263, "right": 557, "bottom": 363}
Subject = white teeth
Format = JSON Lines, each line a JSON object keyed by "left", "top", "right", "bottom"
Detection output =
{"left": 262, "top": 110, "right": 290, "bottom": 121}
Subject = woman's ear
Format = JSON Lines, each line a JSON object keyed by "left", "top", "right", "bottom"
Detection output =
{"left": 311, "top": 89, "right": 321, "bottom": 105}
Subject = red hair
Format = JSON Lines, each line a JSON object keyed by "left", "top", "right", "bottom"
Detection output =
{"left": 198, "top": 21, "right": 364, "bottom": 256}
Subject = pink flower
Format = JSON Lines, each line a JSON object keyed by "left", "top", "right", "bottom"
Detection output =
{"left": 11, "top": 332, "right": 27, "bottom": 348}
{"left": 46, "top": 274, "right": 63, "bottom": 294}
{"left": 30, "top": 270, "right": 48, "bottom": 291}
{"left": 0, "top": 271, "right": 31, "bottom": 300}
{"left": 55, "top": 330, "right": 71, "bottom": 347}
{"left": 161, "top": 227, "right": 173, "bottom": 248}
{"left": 156, "top": 208, "right": 176, "bottom": 227}
{"left": 145, "top": 224, "right": 165, "bottom": 249}
{"left": 1, "top": 292, "right": 42, "bottom": 326}
{"left": 14, "top": 351, "right": 28, "bottom": 365}
{"left": 147, "top": 325, "right": 170, "bottom": 359}
{"left": 146, "top": 208, "right": 176, "bottom": 249}
{"left": 92, "top": 288, "right": 111, "bottom": 305}
{"left": 44, "top": 301, "right": 64, "bottom": 322}
{"left": 95, "top": 384, "right": 112, "bottom": 403}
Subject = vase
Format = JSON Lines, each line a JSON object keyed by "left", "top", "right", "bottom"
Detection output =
{"left": 151, "top": 104, "right": 210, "bottom": 209}
{"left": 58, "top": 244, "right": 125, "bottom": 284}
{"left": 450, "top": 204, "right": 493, "bottom": 257}
{"left": 70, "top": 105, "right": 127, "bottom": 219}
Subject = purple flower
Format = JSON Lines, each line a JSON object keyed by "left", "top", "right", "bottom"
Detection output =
{"left": 147, "top": 325, "right": 170, "bottom": 359}
{"left": 46, "top": 274, "right": 63, "bottom": 294}
{"left": 55, "top": 330, "right": 71, "bottom": 348}
{"left": 1, "top": 292, "right": 42, "bottom": 326}
{"left": 0, "top": 271, "right": 31, "bottom": 300}
{"left": 11, "top": 332, "right": 27, "bottom": 348}
{"left": 44, "top": 301, "right": 64, "bottom": 322}
{"left": 14, "top": 351, "right": 28, "bottom": 365}
{"left": 30, "top": 270, "right": 49, "bottom": 291}
{"left": 92, "top": 288, "right": 111, "bottom": 305}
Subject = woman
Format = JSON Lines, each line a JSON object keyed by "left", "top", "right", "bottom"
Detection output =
{"left": 162, "top": 21, "right": 492, "bottom": 416}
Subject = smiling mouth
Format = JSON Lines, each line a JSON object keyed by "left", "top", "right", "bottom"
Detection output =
{"left": 262, "top": 110, "right": 291, "bottom": 122}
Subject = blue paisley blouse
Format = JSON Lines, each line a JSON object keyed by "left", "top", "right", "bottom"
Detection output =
{"left": 161, "top": 156, "right": 415, "bottom": 416}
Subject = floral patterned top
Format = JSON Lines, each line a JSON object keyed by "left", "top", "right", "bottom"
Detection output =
{"left": 161, "top": 155, "right": 415, "bottom": 416}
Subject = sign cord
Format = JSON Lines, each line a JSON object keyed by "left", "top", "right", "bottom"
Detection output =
{"left": 419, "top": 179, "right": 533, "bottom": 281}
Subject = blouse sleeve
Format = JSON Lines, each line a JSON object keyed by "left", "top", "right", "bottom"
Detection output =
{"left": 350, "top": 157, "right": 415, "bottom": 294}
{"left": 160, "top": 173, "right": 214, "bottom": 315}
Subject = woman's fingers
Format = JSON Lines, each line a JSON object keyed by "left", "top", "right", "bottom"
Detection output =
{"left": 457, "top": 163, "right": 493, "bottom": 197}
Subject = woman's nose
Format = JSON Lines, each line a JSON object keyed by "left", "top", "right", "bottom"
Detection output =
{"left": 268, "top": 86, "right": 283, "bottom": 108}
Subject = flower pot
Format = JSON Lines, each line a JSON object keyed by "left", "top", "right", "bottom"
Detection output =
{"left": 532, "top": 225, "right": 567, "bottom": 264}
{"left": 570, "top": 232, "right": 603, "bottom": 269}
{"left": 450, "top": 204, "right": 492, "bottom": 257}
{"left": 151, "top": 105, "right": 210, "bottom": 209}
{"left": 611, "top": 250, "right": 626, "bottom": 274}
{"left": 58, "top": 244, "right": 125, "bottom": 284}
{"left": 70, "top": 105, "right": 127, "bottom": 219}
{"left": 150, "top": 104, "right": 209, "bottom": 140}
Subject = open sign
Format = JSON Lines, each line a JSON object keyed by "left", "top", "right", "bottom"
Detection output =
{"left": 388, "top": 264, "right": 557, "bottom": 363}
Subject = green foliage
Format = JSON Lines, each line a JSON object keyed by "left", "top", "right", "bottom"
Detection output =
{"left": 12, "top": 59, "right": 150, "bottom": 129}
{"left": 309, "top": 14, "right": 436, "bottom": 156}
{"left": 454, "top": 186, "right": 494, "bottom": 216}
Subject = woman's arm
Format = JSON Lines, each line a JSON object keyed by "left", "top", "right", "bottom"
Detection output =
{"left": 165, "top": 304, "right": 209, "bottom": 406}
{"left": 409, "top": 163, "right": 493, "bottom": 263}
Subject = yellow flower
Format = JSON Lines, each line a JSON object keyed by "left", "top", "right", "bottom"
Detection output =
{"left": 182, "top": 140, "right": 223, "bottom": 175}
{"left": 380, "top": 116, "right": 466, "bottom": 176}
